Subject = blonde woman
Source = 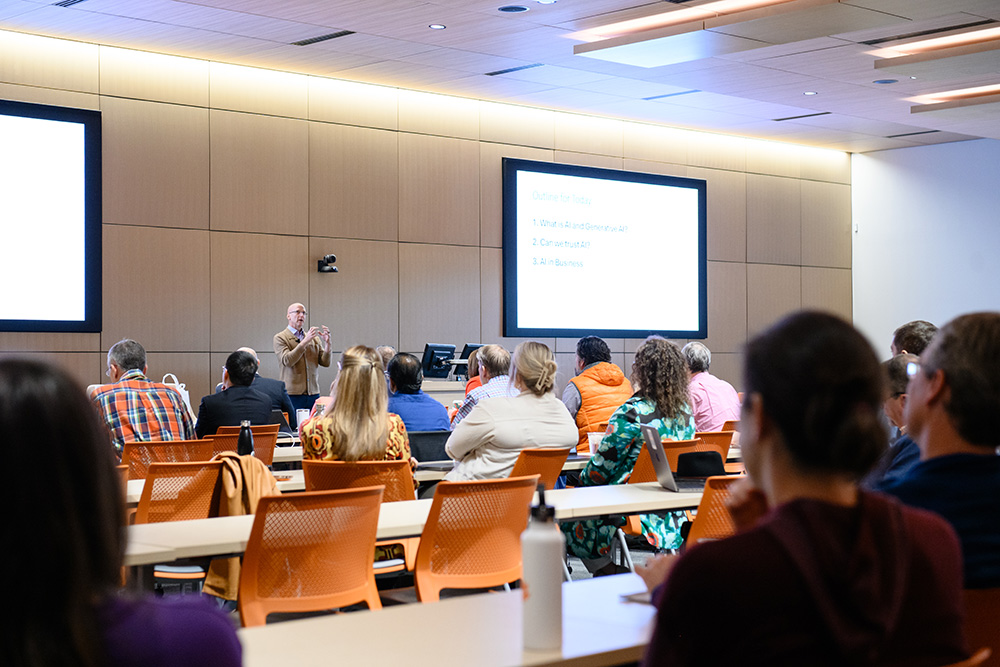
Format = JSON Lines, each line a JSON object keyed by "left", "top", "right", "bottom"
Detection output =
{"left": 444, "top": 341, "right": 577, "bottom": 481}
{"left": 301, "top": 345, "right": 411, "bottom": 464}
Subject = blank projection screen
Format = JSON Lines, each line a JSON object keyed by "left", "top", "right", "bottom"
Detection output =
{"left": 0, "top": 100, "right": 101, "bottom": 332}
{"left": 502, "top": 158, "right": 707, "bottom": 339}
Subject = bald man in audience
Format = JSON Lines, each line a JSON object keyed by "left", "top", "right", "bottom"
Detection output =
{"left": 880, "top": 312, "right": 1000, "bottom": 588}
{"left": 196, "top": 350, "right": 272, "bottom": 438}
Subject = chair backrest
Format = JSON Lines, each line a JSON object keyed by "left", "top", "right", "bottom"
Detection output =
{"left": 122, "top": 439, "right": 214, "bottom": 480}
{"left": 721, "top": 420, "right": 739, "bottom": 432}
{"left": 238, "top": 487, "right": 384, "bottom": 627}
{"left": 134, "top": 461, "right": 224, "bottom": 524}
{"left": 964, "top": 588, "right": 1000, "bottom": 667}
{"left": 414, "top": 475, "right": 539, "bottom": 602}
{"left": 695, "top": 431, "right": 734, "bottom": 459}
{"left": 303, "top": 459, "right": 416, "bottom": 502}
{"left": 407, "top": 430, "right": 451, "bottom": 462}
{"left": 212, "top": 423, "right": 280, "bottom": 466}
{"left": 685, "top": 475, "right": 738, "bottom": 545}
{"left": 660, "top": 439, "right": 710, "bottom": 472}
{"left": 628, "top": 445, "right": 658, "bottom": 484}
{"left": 509, "top": 448, "right": 571, "bottom": 491}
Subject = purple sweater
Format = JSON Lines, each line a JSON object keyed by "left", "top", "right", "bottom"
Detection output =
{"left": 99, "top": 595, "right": 241, "bottom": 667}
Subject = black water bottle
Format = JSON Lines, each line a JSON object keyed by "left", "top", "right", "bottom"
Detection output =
{"left": 237, "top": 420, "right": 254, "bottom": 456}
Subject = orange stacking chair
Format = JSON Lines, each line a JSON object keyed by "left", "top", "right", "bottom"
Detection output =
{"left": 134, "top": 460, "right": 224, "bottom": 524}
{"left": 238, "top": 487, "right": 384, "bottom": 626}
{"left": 303, "top": 460, "right": 418, "bottom": 571}
{"left": 684, "top": 475, "right": 738, "bottom": 546}
{"left": 209, "top": 423, "right": 281, "bottom": 466}
{"left": 721, "top": 420, "right": 740, "bottom": 433}
{"left": 132, "top": 460, "right": 224, "bottom": 592}
{"left": 661, "top": 438, "right": 724, "bottom": 473}
{"left": 122, "top": 439, "right": 214, "bottom": 480}
{"left": 414, "top": 475, "right": 538, "bottom": 602}
{"left": 509, "top": 447, "right": 571, "bottom": 491}
{"left": 696, "top": 430, "right": 743, "bottom": 474}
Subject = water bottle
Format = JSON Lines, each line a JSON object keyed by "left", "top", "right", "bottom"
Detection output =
{"left": 237, "top": 420, "right": 254, "bottom": 456}
{"left": 521, "top": 485, "right": 564, "bottom": 651}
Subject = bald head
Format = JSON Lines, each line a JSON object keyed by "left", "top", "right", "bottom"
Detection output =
{"left": 237, "top": 346, "right": 259, "bottom": 362}
{"left": 286, "top": 303, "right": 307, "bottom": 331}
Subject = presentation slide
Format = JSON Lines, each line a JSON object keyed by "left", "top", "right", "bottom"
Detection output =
{"left": 0, "top": 100, "right": 100, "bottom": 332}
{"left": 503, "top": 160, "right": 706, "bottom": 338}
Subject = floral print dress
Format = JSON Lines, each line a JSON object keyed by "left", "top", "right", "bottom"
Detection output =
{"left": 562, "top": 396, "right": 694, "bottom": 560}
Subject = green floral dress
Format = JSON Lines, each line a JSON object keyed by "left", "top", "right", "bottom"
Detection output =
{"left": 562, "top": 396, "right": 694, "bottom": 560}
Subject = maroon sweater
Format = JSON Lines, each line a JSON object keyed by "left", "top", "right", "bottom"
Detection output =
{"left": 643, "top": 492, "right": 968, "bottom": 667}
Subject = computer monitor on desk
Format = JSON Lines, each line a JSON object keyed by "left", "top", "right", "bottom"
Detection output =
{"left": 421, "top": 343, "right": 455, "bottom": 379}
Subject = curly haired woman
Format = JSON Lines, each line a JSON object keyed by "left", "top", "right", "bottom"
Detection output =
{"left": 562, "top": 336, "right": 694, "bottom": 576}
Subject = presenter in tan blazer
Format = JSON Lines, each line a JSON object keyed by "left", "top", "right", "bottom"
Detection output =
{"left": 273, "top": 303, "right": 332, "bottom": 417}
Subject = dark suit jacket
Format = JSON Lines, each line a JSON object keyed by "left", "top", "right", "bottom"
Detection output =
{"left": 196, "top": 385, "right": 273, "bottom": 438}
{"left": 217, "top": 374, "right": 295, "bottom": 419}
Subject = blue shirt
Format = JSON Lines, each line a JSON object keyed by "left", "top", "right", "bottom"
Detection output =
{"left": 388, "top": 390, "right": 450, "bottom": 432}
{"left": 880, "top": 452, "right": 1000, "bottom": 588}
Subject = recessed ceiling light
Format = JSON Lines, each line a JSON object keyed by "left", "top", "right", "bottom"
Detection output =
{"left": 428, "top": 23, "right": 447, "bottom": 29}
{"left": 536, "top": 0, "right": 557, "bottom": 4}
{"left": 803, "top": 91, "right": 818, "bottom": 96}
{"left": 910, "top": 76, "right": 918, "bottom": 80}
{"left": 498, "top": 5, "right": 529, "bottom": 12}
{"left": 873, "top": 79, "right": 899, "bottom": 85}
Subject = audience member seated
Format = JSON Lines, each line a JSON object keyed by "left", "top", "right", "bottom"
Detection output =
{"left": 387, "top": 352, "right": 450, "bottom": 432}
{"left": 562, "top": 337, "right": 695, "bottom": 576}
{"left": 891, "top": 319, "right": 937, "bottom": 355}
{"left": 880, "top": 312, "right": 1000, "bottom": 589}
{"left": 444, "top": 341, "right": 576, "bottom": 481}
{"left": 1, "top": 358, "right": 240, "bottom": 666}
{"left": 562, "top": 336, "right": 633, "bottom": 454}
{"left": 681, "top": 341, "right": 741, "bottom": 432}
{"left": 213, "top": 346, "right": 294, "bottom": 420}
{"left": 195, "top": 349, "right": 273, "bottom": 438}
{"left": 301, "top": 345, "right": 413, "bottom": 466}
{"left": 861, "top": 353, "right": 920, "bottom": 489}
{"left": 464, "top": 348, "right": 483, "bottom": 396}
{"left": 450, "top": 344, "right": 516, "bottom": 428}
{"left": 638, "top": 311, "right": 967, "bottom": 667}
{"left": 92, "top": 338, "right": 195, "bottom": 457}
{"left": 376, "top": 345, "right": 396, "bottom": 394}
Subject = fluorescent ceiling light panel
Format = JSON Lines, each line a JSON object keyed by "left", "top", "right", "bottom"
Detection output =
{"left": 573, "top": 0, "right": 896, "bottom": 68}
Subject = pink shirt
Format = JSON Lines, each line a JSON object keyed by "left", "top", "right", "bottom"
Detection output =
{"left": 688, "top": 372, "right": 741, "bottom": 432}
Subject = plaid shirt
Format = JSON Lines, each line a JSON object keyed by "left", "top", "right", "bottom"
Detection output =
{"left": 450, "top": 374, "right": 517, "bottom": 429}
{"left": 92, "top": 369, "right": 196, "bottom": 455}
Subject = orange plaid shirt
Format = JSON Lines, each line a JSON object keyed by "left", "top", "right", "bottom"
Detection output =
{"left": 92, "top": 369, "right": 196, "bottom": 455}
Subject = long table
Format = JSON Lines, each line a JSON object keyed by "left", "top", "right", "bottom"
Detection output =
{"left": 126, "top": 456, "right": 595, "bottom": 504}
{"left": 238, "top": 573, "right": 656, "bottom": 667}
{"left": 125, "top": 482, "right": 702, "bottom": 567}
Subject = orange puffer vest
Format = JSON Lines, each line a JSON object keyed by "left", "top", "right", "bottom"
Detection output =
{"left": 568, "top": 362, "right": 633, "bottom": 453}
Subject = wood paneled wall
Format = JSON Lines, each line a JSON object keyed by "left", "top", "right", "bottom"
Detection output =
{"left": 0, "top": 31, "right": 852, "bottom": 400}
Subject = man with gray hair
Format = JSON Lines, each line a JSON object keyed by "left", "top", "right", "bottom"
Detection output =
{"left": 450, "top": 344, "right": 516, "bottom": 428}
{"left": 681, "top": 341, "right": 740, "bottom": 432}
{"left": 91, "top": 338, "right": 196, "bottom": 456}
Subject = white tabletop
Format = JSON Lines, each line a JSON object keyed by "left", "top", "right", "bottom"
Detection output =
{"left": 238, "top": 573, "right": 655, "bottom": 667}
{"left": 124, "top": 482, "right": 699, "bottom": 567}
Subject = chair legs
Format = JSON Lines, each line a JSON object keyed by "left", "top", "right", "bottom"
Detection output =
{"left": 615, "top": 528, "right": 636, "bottom": 572}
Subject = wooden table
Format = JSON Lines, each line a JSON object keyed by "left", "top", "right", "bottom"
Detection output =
{"left": 238, "top": 573, "right": 656, "bottom": 667}
{"left": 124, "top": 482, "right": 701, "bottom": 567}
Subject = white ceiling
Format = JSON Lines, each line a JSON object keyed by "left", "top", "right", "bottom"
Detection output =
{"left": 3, "top": 0, "right": 1000, "bottom": 152}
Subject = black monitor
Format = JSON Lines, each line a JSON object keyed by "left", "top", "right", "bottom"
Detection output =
{"left": 421, "top": 343, "right": 456, "bottom": 379}
{"left": 459, "top": 343, "right": 483, "bottom": 360}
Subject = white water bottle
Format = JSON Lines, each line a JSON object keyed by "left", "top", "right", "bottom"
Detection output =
{"left": 522, "top": 485, "right": 564, "bottom": 651}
